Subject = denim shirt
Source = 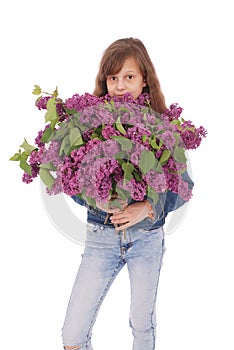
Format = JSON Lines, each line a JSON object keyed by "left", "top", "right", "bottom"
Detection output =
{"left": 71, "top": 171, "right": 194, "bottom": 231}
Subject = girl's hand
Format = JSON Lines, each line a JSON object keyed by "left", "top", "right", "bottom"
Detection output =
{"left": 110, "top": 201, "right": 149, "bottom": 230}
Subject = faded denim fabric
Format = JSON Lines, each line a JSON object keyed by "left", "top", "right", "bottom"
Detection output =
{"left": 62, "top": 224, "right": 165, "bottom": 350}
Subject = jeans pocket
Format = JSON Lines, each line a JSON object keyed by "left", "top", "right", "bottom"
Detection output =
{"left": 138, "top": 226, "right": 163, "bottom": 235}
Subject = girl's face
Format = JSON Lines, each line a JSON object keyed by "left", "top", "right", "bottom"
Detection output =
{"left": 106, "top": 57, "right": 147, "bottom": 99}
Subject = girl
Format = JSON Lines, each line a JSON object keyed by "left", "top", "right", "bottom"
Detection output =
{"left": 62, "top": 37, "right": 194, "bottom": 350}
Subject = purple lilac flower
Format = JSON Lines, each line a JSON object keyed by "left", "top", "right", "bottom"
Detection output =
{"left": 118, "top": 178, "right": 147, "bottom": 201}
{"left": 119, "top": 104, "right": 145, "bottom": 125}
{"left": 56, "top": 102, "right": 68, "bottom": 122}
{"left": 165, "top": 173, "right": 181, "bottom": 194}
{"left": 102, "top": 125, "right": 121, "bottom": 139}
{"left": 22, "top": 172, "right": 33, "bottom": 184}
{"left": 35, "top": 126, "right": 50, "bottom": 148}
{"left": 177, "top": 178, "right": 192, "bottom": 201}
{"left": 160, "top": 131, "right": 176, "bottom": 149}
{"left": 79, "top": 106, "right": 102, "bottom": 127}
{"left": 127, "top": 124, "right": 151, "bottom": 146}
{"left": 86, "top": 139, "right": 103, "bottom": 154}
{"left": 35, "top": 96, "right": 52, "bottom": 110}
{"left": 180, "top": 124, "right": 207, "bottom": 149}
{"left": 102, "top": 139, "right": 120, "bottom": 157}
{"left": 70, "top": 147, "right": 87, "bottom": 163}
{"left": 60, "top": 156, "right": 80, "bottom": 196}
{"left": 165, "top": 157, "right": 187, "bottom": 173}
{"left": 82, "top": 129, "right": 94, "bottom": 142}
{"left": 93, "top": 158, "right": 121, "bottom": 202}
{"left": 163, "top": 157, "right": 187, "bottom": 195}
{"left": 47, "top": 169, "right": 63, "bottom": 195}
{"left": 144, "top": 170, "right": 168, "bottom": 193}
{"left": 28, "top": 149, "right": 44, "bottom": 176}
{"left": 22, "top": 90, "right": 207, "bottom": 207}
{"left": 112, "top": 165, "right": 124, "bottom": 183}
{"left": 162, "top": 103, "right": 183, "bottom": 121}
{"left": 102, "top": 92, "right": 150, "bottom": 106}
{"left": 22, "top": 149, "right": 43, "bottom": 184}
{"left": 129, "top": 144, "right": 147, "bottom": 167}
{"left": 145, "top": 112, "right": 157, "bottom": 125}
{"left": 65, "top": 93, "right": 100, "bottom": 111}
{"left": 41, "top": 140, "right": 62, "bottom": 167}
{"left": 135, "top": 93, "right": 150, "bottom": 106}
{"left": 96, "top": 107, "right": 116, "bottom": 125}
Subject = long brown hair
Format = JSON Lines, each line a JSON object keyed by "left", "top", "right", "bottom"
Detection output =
{"left": 93, "top": 38, "right": 167, "bottom": 113}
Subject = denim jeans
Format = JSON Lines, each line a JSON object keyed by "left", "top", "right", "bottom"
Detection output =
{"left": 62, "top": 223, "right": 165, "bottom": 350}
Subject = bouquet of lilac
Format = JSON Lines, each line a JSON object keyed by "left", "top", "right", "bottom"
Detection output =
{"left": 10, "top": 85, "right": 207, "bottom": 208}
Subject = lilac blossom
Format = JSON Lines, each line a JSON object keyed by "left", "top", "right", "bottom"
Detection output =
{"left": 41, "top": 140, "right": 62, "bottom": 167}
{"left": 65, "top": 93, "right": 100, "bottom": 111}
{"left": 180, "top": 124, "right": 208, "bottom": 149}
{"left": 35, "top": 96, "right": 52, "bottom": 110}
{"left": 102, "top": 125, "right": 121, "bottom": 139}
{"left": 127, "top": 124, "right": 151, "bottom": 146}
{"left": 118, "top": 178, "right": 147, "bottom": 201}
{"left": 35, "top": 126, "right": 49, "bottom": 148}
{"left": 102, "top": 139, "right": 120, "bottom": 157}
{"left": 22, "top": 148, "right": 44, "bottom": 184}
{"left": 16, "top": 89, "right": 207, "bottom": 209}
{"left": 129, "top": 144, "right": 148, "bottom": 167}
{"left": 144, "top": 171, "right": 168, "bottom": 193}
{"left": 160, "top": 131, "right": 176, "bottom": 149}
{"left": 177, "top": 178, "right": 192, "bottom": 201}
{"left": 162, "top": 103, "right": 183, "bottom": 121}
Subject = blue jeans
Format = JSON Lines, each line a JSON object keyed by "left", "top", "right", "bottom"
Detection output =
{"left": 62, "top": 223, "right": 165, "bottom": 350}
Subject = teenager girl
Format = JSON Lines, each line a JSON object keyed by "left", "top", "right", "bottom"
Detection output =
{"left": 62, "top": 37, "right": 194, "bottom": 350}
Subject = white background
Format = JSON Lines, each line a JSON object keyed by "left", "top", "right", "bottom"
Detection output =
{"left": 1, "top": 0, "right": 234, "bottom": 349}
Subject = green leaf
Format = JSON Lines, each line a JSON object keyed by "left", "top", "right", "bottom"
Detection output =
{"left": 115, "top": 116, "right": 126, "bottom": 135}
{"left": 159, "top": 149, "right": 171, "bottom": 164}
{"left": 149, "top": 135, "right": 159, "bottom": 149}
{"left": 9, "top": 152, "right": 21, "bottom": 161}
{"left": 133, "top": 169, "right": 142, "bottom": 181}
{"left": 83, "top": 194, "right": 96, "bottom": 208}
{"left": 32, "top": 85, "right": 42, "bottom": 95}
{"left": 114, "top": 151, "right": 127, "bottom": 160}
{"left": 147, "top": 186, "right": 159, "bottom": 205}
{"left": 20, "top": 139, "right": 37, "bottom": 153}
{"left": 173, "top": 132, "right": 180, "bottom": 147}
{"left": 113, "top": 136, "right": 132, "bottom": 151}
{"left": 139, "top": 150, "right": 156, "bottom": 174}
{"left": 174, "top": 146, "right": 187, "bottom": 163}
{"left": 115, "top": 185, "right": 131, "bottom": 201}
{"left": 171, "top": 119, "right": 181, "bottom": 126}
{"left": 122, "top": 162, "right": 134, "bottom": 181}
{"left": 154, "top": 162, "right": 163, "bottom": 173}
{"left": 53, "top": 86, "right": 59, "bottom": 97}
{"left": 69, "top": 127, "right": 83, "bottom": 147}
{"left": 39, "top": 167, "right": 55, "bottom": 190}
{"left": 59, "top": 134, "right": 70, "bottom": 155}
{"left": 19, "top": 151, "right": 32, "bottom": 175}
{"left": 45, "top": 97, "right": 58, "bottom": 123}
{"left": 49, "top": 123, "right": 68, "bottom": 142}
{"left": 108, "top": 199, "right": 124, "bottom": 209}
{"left": 142, "top": 135, "right": 148, "bottom": 143}
{"left": 40, "top": 162, "right": 56, "bottom": 171}
{"left": 41, "top": 126, "right": 53, "bottom": 143}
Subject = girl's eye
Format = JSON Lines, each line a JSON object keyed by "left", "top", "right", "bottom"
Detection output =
{"left": 127, "top": 75, "right": 134, "bottom": 80}
{"left": 108, "top": 76, "right": 117, "bottom": 81}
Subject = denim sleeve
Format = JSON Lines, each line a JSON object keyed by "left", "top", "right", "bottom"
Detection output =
{"left": 147, "top": 170, "right": 194, "bottom": 220}
{"left": 71, "top": 195, "right": 88, "bottom": 207}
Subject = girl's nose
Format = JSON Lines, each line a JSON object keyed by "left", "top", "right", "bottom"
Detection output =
{"left": 116, "top": 79, "right": 126, "bottom": 90}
